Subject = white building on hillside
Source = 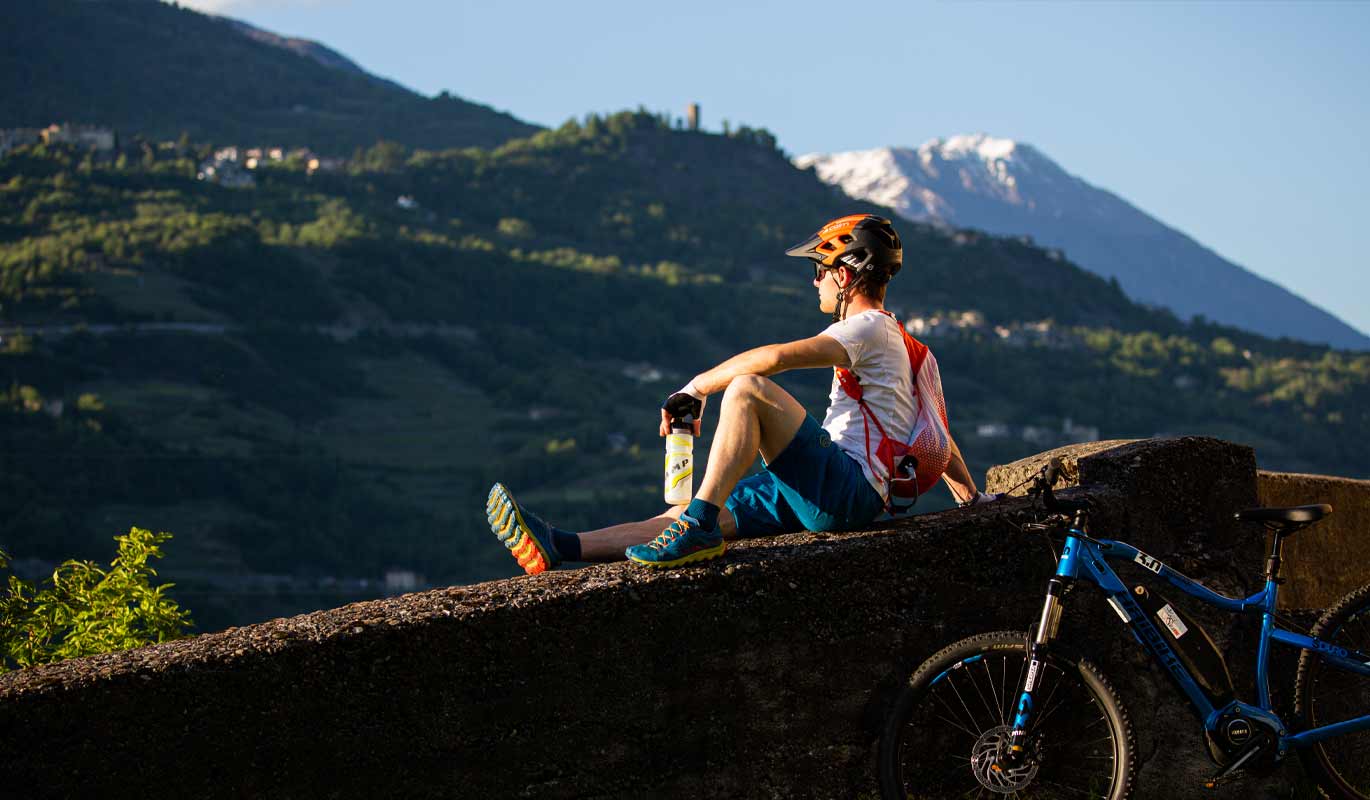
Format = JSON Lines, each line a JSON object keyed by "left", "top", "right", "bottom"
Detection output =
{"left": 41, "top": 124, "right": 116, "bottom": 151}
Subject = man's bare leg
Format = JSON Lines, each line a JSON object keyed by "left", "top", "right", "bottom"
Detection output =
{"left": 694, "top": 373, "right": 806, "bottom": 506}
{"left": 576, "top": 374, "right": 806, "bottom": 561}
{"left": 577, "top": 506, "right": 737, "bottom": 561}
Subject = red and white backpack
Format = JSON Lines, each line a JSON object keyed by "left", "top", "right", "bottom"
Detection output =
{"left": 834, "top": 311, "right": 952, "bottom": 514}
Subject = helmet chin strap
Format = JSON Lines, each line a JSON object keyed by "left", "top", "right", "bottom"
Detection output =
{"left": 832, "top": 269, "right": 867, "bottom": 323}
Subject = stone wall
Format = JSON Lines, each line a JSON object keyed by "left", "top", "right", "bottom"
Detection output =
{"left": 1256, "top": 470, "right": 1370, "bottom": 609}
{"left": 0, "top": 437, "right": 1345, "bottom": 799}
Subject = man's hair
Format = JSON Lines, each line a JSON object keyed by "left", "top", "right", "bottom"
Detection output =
{"left": 848, "top": 266, "right": 892, "bottom": 302}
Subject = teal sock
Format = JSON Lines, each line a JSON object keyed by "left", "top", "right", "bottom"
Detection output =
{"left": 685, "top": 498, "right": 720, "bottom": 532}
{"left": 551, "top": 528, "right": 581, "bottom": 561}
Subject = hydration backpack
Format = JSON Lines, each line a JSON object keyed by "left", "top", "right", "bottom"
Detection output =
{"left": 834, "top": 311, "right": 952, "bottom": 514}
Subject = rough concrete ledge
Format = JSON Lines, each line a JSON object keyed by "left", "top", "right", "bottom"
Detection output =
{"left": 1256, "top": 470, "right": 1370, "bottom": 608}
{"left": 0, "top": 436, "right": 1326, "bottom": 799}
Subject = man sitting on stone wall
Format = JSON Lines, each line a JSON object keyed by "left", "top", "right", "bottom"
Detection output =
{"left": 486, "top": 214, "right": 993, "bottom": 573}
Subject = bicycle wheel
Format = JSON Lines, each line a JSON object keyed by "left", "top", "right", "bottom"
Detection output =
{"left": 1295, "top": 582, "right": 1370, "bottom": 799}
{"left": 878, "top": 630, "right": 1134, "bottom": 800}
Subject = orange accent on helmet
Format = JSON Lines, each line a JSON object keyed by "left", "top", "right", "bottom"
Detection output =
{"left": 785, "top": 214, "right": 903, "bottom": 274}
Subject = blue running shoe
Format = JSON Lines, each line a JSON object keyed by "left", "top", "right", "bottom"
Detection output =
{"left": 486, "top": 483, "right": 561, "bottom": 575}
{"left": 625, "top": 513, "right": 725, "bottom": 569}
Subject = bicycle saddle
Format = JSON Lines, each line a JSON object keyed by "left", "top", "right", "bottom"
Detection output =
{"left": 1234, "top": 504, "right": 1332, "bottom": 528}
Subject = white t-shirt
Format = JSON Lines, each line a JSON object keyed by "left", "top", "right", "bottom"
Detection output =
{"left": 819, "top": 310, "right": 918, "bottom": 501}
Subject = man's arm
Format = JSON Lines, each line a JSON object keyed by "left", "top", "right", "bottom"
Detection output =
{"left": 658, "top": 336, "right": 848, "bottom": 436}
{"left": 941, "top": 434, "right": 979, "bottom": 504}
{"left": 691, "top": 335, "right": 850, "bottom": 395}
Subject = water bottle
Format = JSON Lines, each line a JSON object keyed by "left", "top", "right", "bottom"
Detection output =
{"left": 664, "top": 423, "right": 694, "bottom": 504}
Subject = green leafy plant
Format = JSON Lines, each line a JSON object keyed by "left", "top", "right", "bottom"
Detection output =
{"left": 0, "top": 528, "right": 193, "bottom": 673}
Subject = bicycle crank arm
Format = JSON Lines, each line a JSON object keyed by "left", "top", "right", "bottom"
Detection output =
{"left": 1203, "top": 734, "right": 1274, "bottom": 789}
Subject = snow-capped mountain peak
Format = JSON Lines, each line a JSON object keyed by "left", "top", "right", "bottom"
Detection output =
{"left": 925, "top": 133, "right": 1018, "bottom": 163}
{"left": 795, "top": 133, "right": 1079, "bottom": 223}
{"left": 794, "top": 135, "right": 1370, "bottom": 349}
{"left": 793, "top": 148, "right": 911, "bottom": 214}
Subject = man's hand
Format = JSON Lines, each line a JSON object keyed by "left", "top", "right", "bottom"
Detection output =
{"left": 661, "top": 381, "right": 706, "bottom": 437}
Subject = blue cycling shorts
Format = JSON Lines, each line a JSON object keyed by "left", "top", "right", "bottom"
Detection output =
{"left": 725, "top": 415, "right": 885, "bottom": 538}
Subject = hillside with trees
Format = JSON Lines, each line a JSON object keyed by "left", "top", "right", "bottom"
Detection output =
{"left": 1, "top": 112, "right": 1365, "bottom": 630}
{"left": 1, "top": 0, "right": 536, "bottom": 153}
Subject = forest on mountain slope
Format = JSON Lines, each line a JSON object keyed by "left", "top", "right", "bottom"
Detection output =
{"left": 1, "top": 111, "right": 1365, "bottom": 630}
{"left": 1, "top": 0, "right": 536, "bottom": 153}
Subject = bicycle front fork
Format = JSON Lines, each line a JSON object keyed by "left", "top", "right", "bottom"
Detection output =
{"left": 1007, "top": 578, "right": 1069, "bottom": 760}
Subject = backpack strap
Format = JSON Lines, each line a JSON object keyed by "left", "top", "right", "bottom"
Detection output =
{"left": 835, "top": 311, "right": 935, "bottom": 517}
{"left": 836, "top": 365, "right": 903, "bottom": 516}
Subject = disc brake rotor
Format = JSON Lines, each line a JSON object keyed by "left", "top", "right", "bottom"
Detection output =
{"left": 970, "top": 724, "right": 1040, "bottom": 793}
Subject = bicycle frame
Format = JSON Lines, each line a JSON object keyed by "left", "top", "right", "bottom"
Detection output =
{"left": 1008, "top": 528, "right": 1370, "bottom": 759}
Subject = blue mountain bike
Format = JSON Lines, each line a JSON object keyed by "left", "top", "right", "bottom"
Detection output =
{"left": 878, "top": 459, "right": 1370, "bottom": 799}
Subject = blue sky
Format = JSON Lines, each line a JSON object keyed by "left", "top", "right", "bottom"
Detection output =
{"left": 183, "top": 0, "right": 1370, "bottom": 338}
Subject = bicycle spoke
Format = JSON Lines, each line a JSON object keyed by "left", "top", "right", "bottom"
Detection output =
{"left": 1036, "top": 776, "right": 1104, "bottom": 797}
{"left": 1352, "top": 614, "right": 1370, "bottom": 649}
{"left": 945, "top": 672, "right": 987, "bottom": 735}
{"left": 1002, "top": 655, "right": 1012, "bottom": 724}
{"left": 907, "top": 750, "right": 981, "bottom": 794}
{"left": 934, "top": 683, "right": 984, "bottom": 738}
{"left": 985, "top": 657, "right": 1005, "bottom": 727}
{"left": 932, "top": 711, "right": 981, "bottom": 740}
{"left": 1029, "top": 668, "right": 1069, "bottom": 731}
{"left": 889, "top": 637, "right": 1128, "bottom": 800}
{"left": 968, "top": 661, "right": 1002, "bottom": 731}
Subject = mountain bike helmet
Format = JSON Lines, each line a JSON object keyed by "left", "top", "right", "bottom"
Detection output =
{"left": 786, "top": 214, "right": 902, "bottom": 320}
{"left": 785, "top": 213, "right": 902, "bottom": 276}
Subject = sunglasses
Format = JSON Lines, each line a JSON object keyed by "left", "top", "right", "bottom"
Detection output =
{"left": 813, "top": 263, "right": 835, "bottom": 282}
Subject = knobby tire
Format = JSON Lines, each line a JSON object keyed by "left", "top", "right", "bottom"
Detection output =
{"left": 1295, "top": 581, "right": 1370, "bottom": 799}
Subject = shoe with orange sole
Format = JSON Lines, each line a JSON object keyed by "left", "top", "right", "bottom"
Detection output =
{"left": 486, "top": 483, "right": 561, "bottom": 575}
